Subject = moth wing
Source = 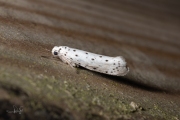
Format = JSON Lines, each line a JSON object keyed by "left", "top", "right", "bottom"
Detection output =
{"left": 82, "top": 63, "right": 113, "bottom": 75}
{"left": 82, "top": 61, "right": 129, "bottom": 76}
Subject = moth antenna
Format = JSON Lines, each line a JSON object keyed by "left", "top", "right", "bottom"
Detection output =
{"left": 44, "top": 48, "right": 51, "bottom": 52}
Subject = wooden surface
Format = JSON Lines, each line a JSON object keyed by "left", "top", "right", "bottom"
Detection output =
{"left": 0, "top": 0, "right": 180, "bottom": 119}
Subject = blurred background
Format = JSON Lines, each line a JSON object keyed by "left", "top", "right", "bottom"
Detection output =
{"left": 0, "top": 0, "right": 180, "bottom": 119}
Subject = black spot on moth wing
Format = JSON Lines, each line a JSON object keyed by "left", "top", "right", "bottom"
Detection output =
{"left": 86, "top": 52, "right": 88, "bottom": 54}
{"left": 105, "top": 60, "right": 108, "bottom": 62}
{"left": 113, "top": 63, "right": 116, "bottom": 65}
{"left": 105, "top": 71, "right": 108, "bottom": 73}
{"left": 91, "top": 58, "right": 94, "bottom": 60}
{"left": 65, "top": 47, "right": 67, "bottom": 49}
{"left": 99, "top": 56, "right": 102, "bottom": 58}
{"left": 75, "top": 54, "right": 78, "bottom": 57}
{"left": 73, "top": 50, "right": 76, "bottom": 52}
{"left": 93, "top": 67, "right": 98, "bottom": 70}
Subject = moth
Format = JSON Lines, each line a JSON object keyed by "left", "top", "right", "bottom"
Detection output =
{"left": 52, "top": 46, "right": 129, "bottom": 76}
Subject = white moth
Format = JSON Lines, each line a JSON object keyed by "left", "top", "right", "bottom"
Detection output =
{"left": 52, "top": 46, "right": 129, "bottom": 76}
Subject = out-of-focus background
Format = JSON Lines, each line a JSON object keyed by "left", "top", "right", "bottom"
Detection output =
{"left": 0, "top": 0, "right": 180, "bottom": 119}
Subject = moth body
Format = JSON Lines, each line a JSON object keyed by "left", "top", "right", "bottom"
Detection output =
{"left": 52, "top": 46, "right": 129, "bottom": 76}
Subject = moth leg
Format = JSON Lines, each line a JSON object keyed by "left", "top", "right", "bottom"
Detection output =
{"left": 60, "top": 55, "right": 77, "bottom": 68}
{"left": 66, "top": 58, "right": 77, "bottom": 68}
{"left": 68, "top": 62, "right": 76, "bottom": 68}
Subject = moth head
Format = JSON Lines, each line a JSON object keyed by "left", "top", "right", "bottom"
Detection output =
{"left": 52, "top": 46, "right": 60, "bottom": 57}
